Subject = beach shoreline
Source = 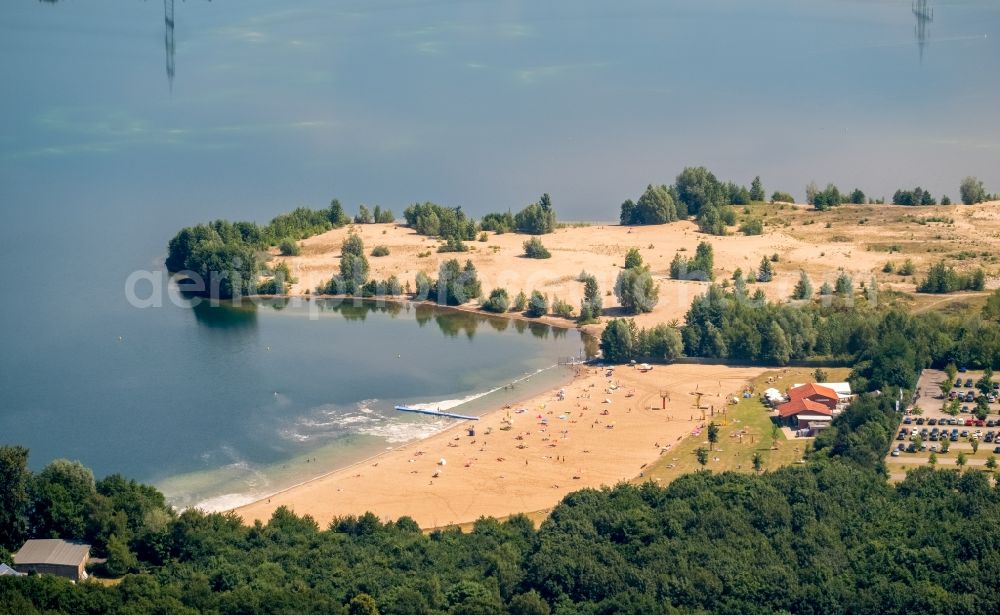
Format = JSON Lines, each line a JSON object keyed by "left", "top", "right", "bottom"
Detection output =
{"left": 233, "top": 362, "right": 766, "bottom": 528}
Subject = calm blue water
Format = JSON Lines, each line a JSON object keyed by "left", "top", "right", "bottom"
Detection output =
{"left": 1, "top": 0, "right": 997, "bottom": 504}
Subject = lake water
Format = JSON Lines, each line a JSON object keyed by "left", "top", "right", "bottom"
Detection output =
{"left": 1, "top": 0, "right": 997, "bottom": 505}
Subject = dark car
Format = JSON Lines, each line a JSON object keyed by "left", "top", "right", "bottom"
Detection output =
{"left": 966, "top": 392, "right": 975, "bottom": 402}
{"left": 906, "top": 443, "right": 917, "bottom": 453}
{"left": 961, "top": 430, "right": 969, "bottom": 438}
{"left": 951, "top": 434, "right": 960, "bottom": 442}
{"left": 903, "top": 417, "right": 913, "bottom": 424}
{"left": 994, "top": 446, "right": 1000, "bottom": 454}
{"left": 959, "top": 366, "right": 968, "bottom": 373}
{"left": 988, "top": 420, "right": 996, "bottom": 427}
{"left": 928, "top": 418, "right": 937, "bottom": 426}
{"left": 965, "top": 378, "right": 974, "bottom": 387}
{"left": 955, "top": 379, "right": 964, "bottom": 388}
{"left": 916, "top": 418, "right": 926, "bottom": 425}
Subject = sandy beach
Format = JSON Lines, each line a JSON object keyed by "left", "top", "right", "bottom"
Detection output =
{"left": 235, "top": 363, "right": 765, "bottom": 528}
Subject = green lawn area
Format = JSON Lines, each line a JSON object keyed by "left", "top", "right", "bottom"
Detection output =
{"left": 637, "top": 366, "right": 851, "bottom": 485}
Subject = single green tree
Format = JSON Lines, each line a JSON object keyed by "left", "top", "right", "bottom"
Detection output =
{"left": 624, "top": 248, "right": 644, "bottom": 269}
{"left": 752, "top": 452, "right": 763, "bottom": 474}
{"left": 707, "top": 422, "right": 719, "bottom": 450}
{"left": 749, "top": 176, "right": 765, "bottom": 202}
{"left": 513, "top": 291, "right": 528, "bottom": 312}
{"left": 695, "top": 447, "right": 709, "bottom": 469}
{"left": 757, "top": 256, "right": 774, "bottom": 282}
{"left": 793, "top": 271, "right": 813, "bottom": 300}
{"left": 526, "top": 291, "right": 548, "bottom": 317}
{"left": 986, "top": 456, "right": 997, "bottom": 470}
{"left": 928, "top": 452, "right": 937, "bottom": 465}
{"left": 509, "top": 590, "right": 551, "bottom": 615}
{"left": 348, "top": 593, "right": 379, "bottom": 615}
{"left": 971, "top": 438, "right": 980, "bottom": 455}
{"left": 599, "top": 318, "right": 638, "bottom": 363}
{"left": 956, "top": 452, "right": 967, "bottom": 467}
{"left": 960, "top": 176, "right": 987, "bottom": 205}
{"left": 615, "top": 267, "right": 659, "bottom": 314}
{"left": 523, "top": 236, "right": 551, "bottom": 259}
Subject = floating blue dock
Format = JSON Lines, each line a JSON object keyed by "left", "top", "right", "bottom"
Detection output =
{"left": 395, "top": 405, "right": 480, "bottom": 421}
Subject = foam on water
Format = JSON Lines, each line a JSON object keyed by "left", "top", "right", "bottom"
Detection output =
{"left": 171, "top": 364, "right": 571, "bottom": 511}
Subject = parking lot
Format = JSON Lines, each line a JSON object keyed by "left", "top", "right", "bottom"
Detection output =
{"left": 887, "top": 369, "right": 1000, "bottom": 477}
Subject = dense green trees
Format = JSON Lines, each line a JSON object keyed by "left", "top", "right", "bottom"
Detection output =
{"left": 770, "top": 190, "right": 795, "bottom": 203}
{"left": 514, "top": 194, "right": 557, "bottom": 235}
{"left": 669, "top": 241, "right": 714, "bottom": 281}
{"left": 807, "top": 182, "right": 844, "bottom": 210}
{"left": 423, "top": 260, "right": 482, "bottom": 306}
{"left": 522, "top": 237, "right": 551, "bottom": 259}
{"left": 918, "top": 260, "right": 986, "bottom": 293}
{"left": 619, "top": 184, "right": 678, "bottom": 225}
{"left": 892, "top": 186, "right": 935, "bottom": 206}
{"left": 166, "top": 201, "right": 349, "bottom": 298}
{"left": 960, "top": 176, "right": 987, "bottom": 205}
{"left": 600, "top": 319, "right": 682, "bottom": 363}
{"left": 480, "top": 211, "right": 515, "bottom": 234}
{"left": 0, "top": 447, "right": 30, "bottom": 549}
{"left": 403, "top": 202, "right": 478, "bottom": 240}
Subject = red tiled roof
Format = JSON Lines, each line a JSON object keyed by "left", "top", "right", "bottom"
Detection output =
{"left": 777, "top": 398, "right": 833, "bottom": 418}
{"left": 788, "top": 383, "right": 839, "bottom": 402}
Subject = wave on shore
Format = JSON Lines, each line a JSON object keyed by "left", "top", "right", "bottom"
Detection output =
{"left": 183, "top": 364, "right": 569, "bottom": 512}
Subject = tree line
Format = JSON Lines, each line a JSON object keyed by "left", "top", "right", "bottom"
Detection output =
{"left": 601, "top": 284, "right": 1000, "bottom": 390}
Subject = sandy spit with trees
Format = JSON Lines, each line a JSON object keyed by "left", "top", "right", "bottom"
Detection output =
{"left": 236, "top": 363, "right": 764, "bottom": 529}
{"left": 274, "top": 201, "right": 1000, "bottom": 332}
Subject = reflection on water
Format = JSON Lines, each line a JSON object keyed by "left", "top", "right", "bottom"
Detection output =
{"left": 188, "top": 297, "right": 584, "bottom": 347}
{"left": 914, "top": 0, "right": 934, "bottom": 62}
{"left": 191, "top": 299, "right": 258, "bottom": 330}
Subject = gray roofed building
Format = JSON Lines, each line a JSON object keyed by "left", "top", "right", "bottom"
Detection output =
{"left": 13, "top": 539, "right": 91, "bottom": 581}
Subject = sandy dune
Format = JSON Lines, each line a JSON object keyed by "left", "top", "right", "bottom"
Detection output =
{"left": 273, "top": 201, "right": 1000, "bottom": 332}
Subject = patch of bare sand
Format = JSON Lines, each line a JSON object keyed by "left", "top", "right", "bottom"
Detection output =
{"left": 235, "top": 363, "right": 764, "bottom": 528}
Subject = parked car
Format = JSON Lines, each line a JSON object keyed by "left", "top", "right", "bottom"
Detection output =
{"left": 965, "top": 378, "right": 974, "bottom": 387}
{"left": 891, "top": 450, "right": 900, "bottom": 457}
{"left": 928, "top": 418, "right": 937, "bottom": 425}
{"left": 975, "top": 419, "right": 985, "bottom": 427}
{"left": 906, "top": 443, "right": 917, "bottom": 453}
{"left": 951, "top": 434, "right": 960, "bottom": 442}
{"left": 916, "top": 417, "right": 926, "bottom": 425}
{"left": 964, "top": 418, "right": 974, "bottom": 426}
{"left": 966, "top": 392, "right": 975, "bottom": 402}
{"left": 955, "top": 379, "right": 964, "bottom": 388}
{"left": 959, "top": 366, "right": 968, "bottom": 373}
{"left": 994, "top": 446, "right": 1000, "bottom": 454}
{"left": 903, "top": 417, "right": 913, "bottom": 424}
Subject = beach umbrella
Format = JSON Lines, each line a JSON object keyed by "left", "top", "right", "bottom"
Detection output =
{"left": 438, "top": 458, "right": 447, "bottom": 466}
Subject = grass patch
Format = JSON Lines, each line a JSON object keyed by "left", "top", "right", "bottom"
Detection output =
{"left": 638, "top": 367, "right": 850, "bottom": 484}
